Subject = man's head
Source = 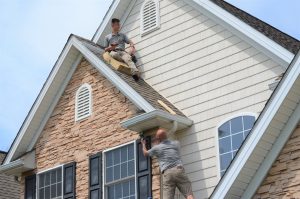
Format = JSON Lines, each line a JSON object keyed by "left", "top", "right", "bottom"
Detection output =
{"left": 111, "top": 18, "right": 121, "bottom": 32}
{"left": 155, "top": 128, "right": 168, "bottom": 143}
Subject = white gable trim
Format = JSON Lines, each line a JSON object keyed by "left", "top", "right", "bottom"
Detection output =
{"left": 4, "top": 35, "right": 157, "bottom": 165}
{"left": 211, "top": 51, "right": 300, "bottom": 198}
{"left": 183, "top": 0, "right": 294, "bottom": 67}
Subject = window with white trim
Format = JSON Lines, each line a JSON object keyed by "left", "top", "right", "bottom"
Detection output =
{"left": 104, "top": 143, "right": 136, "bottom": 199}
{"left": 218, "top": 115, "right": 256, "bottom": 176}
{"left": 38, "top": 166, "right": 63, "bottom": 199}
{"left": 75, "top": 83, "right": 92, "bottom": 121}
{"left": 140, "top": 0, "right": 160, "bottom": 36}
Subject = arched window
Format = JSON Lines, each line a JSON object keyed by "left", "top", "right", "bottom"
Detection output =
{"left": 75, "top": 83, "right": 92, "bottom": 121}
{"left": 218, "top": 114, "right": 256, "bottom": 176}
{"left": 140, "top": 0, "right": 160, "bottom": 36}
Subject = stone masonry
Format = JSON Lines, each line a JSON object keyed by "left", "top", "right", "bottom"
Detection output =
{"left": 0, "top": 152, "right": 21, "bottom": 199}
{"left": 20, "top": 59, "right": 161, "bottom": 199}
{"left": 254, "top": 125, "right": 300, "bottom": 199}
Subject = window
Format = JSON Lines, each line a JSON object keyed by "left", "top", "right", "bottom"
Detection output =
{"left": 218, "top": 115, "right": 256, "bottom": 176}
{"left": 104, "top": 143, "right": 136, "bottom": 199}
{"left": 140, "top": 0, "right": 160, "bottom": 36}
{"left": 75, "top": 83, "right": 92, "bottom": 121}
{"left": 38, "top": 166, "right": 63, "bottom": 199}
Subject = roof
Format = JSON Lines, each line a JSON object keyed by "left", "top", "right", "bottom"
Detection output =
{"left": 76, "top": 36, "right": 185, "bottom": 116}
{"left": 2, "top": 34, "right": 189, "bottom": 166}
{"left": 211, "top": 0, "right": 300, "bottom": 54}
{"left": 211, "top": 49, "right": 300, "bottom": 198}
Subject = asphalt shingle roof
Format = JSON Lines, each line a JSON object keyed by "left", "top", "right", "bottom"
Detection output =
{"left": 211, "top": 0, "right": 300, "bottom": 54}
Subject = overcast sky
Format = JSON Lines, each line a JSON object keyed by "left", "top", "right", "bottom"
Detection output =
{"left": 0, "top": 0, "right": 299, "bottom": 152}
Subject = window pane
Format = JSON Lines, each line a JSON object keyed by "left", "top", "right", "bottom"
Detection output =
{"left": 39, "top": 174, "right": 45, "bottom": 187}
{"left": 113, "top": 165, "right": 121, "bottom": 181}
{"left": 231, "top": 117, "right": 243, "bottom": 134}
{"left": 51, "top": 170, "right": 56, "bottom": 184}
{"left": 128, "top": 144, "right": 134, "bottom": 160}
{"left": 57, "top": 169, "right": 62, "bottom": 182}
{"left": 123, "top": 181, "right": 129, "bottom": 197}
{"left": 113, "top": 149, "right": 121, "bottom": 164}
{"left": 218, "top": 122, "right": 230, "bottom": 138}
{"left": 121, "top": 146, "right": 128, "bottom": 162}
{"left": 220, "top": 153, "right": 232, "bottom": 171}
{"left": 45, "top": 186, "right": 50, "bottom": 199}
{"left": 51, "top": 184, "right": 56, "bottom": 198}
{"left": 108, "top": 185, "right": 114, "bottom": 199}
{"left": 128, "top": 160, "right": 135, "bottom": 176}
{"left": 39, "top": 189, "right": 45, "bottom": 199}
{"left": 106, "top": 152, "right": 113, "bottom": 167}
{"left": 232, "top": 133, "right": 244, "bottom": 151}
{"left": 219, "top": 137, "right": 231, "bottom": 154}
{"left": 45, "top": 172, "right": 50, "bottom": 186}
{"left": 106, "top": 167, "right": 113, "bottom": 183}
{"left": 244, "top": 116, "right": 255, "bottom": 130}
{"left": 130, "top": 179, "right": 135, "bottom": 195}
{"left": 115, "top": 183, "right": 122, "bottom": 198}
{"left": 121, "top": 162, "right": 128, "bottom": 178}
{"left": 57, "top": 182, "right": 62, "bottom": 196}
{"left": 244, "top": 130, "right": 251, "bottom": 137}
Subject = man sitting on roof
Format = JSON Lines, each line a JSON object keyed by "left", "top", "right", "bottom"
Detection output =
{"left": 104, "top": 18, "right": 139, "bottom": 81}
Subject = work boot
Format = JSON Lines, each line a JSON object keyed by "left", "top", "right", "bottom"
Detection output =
{"left": 132, "top": 74, "right": 139, "bottom": 82}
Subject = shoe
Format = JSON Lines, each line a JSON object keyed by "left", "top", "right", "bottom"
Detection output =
{"left": 131, "top": 55, "right": 138, "bottom": 63}
{"left": 132, "top": 74, "right": 139, "bottom": 82}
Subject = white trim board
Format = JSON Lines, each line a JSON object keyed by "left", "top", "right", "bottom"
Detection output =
{"left": 211, "top": 50, "right": 300, "bottom": 198}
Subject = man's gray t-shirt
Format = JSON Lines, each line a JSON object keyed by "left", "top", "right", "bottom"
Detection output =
{"left": 148, "top": 140, "right": 183, "bottom": 172}
{"left": 104, "top": 32, "right": 130, "bottom": 51}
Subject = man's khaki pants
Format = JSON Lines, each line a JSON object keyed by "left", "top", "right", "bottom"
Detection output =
{"left": 163, "top": 166, "right": 193, "bottom": 199}
{"left": 110, "top": 51, "right": 139, "bottom": 75}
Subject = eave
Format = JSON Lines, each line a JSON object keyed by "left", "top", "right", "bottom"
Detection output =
{"left": 121, "top": 110, "right": 193, "bottom": 132}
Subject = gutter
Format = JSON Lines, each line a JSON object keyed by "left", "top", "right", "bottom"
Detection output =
{"left": 121, "top": 110, "right": 193, "bottom": 132}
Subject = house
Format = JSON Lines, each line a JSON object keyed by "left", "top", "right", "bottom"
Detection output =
{"left": 0, "top": 151, "right": 21, "bottom": 198}
{"left": 0, "top": 0, "right": 299, "bottom": 198}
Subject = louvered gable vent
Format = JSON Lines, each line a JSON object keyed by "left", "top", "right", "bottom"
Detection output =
{"left": 75, "top": 83, "right": 92, "bottom": 121}
{"left": 141, "top": 0, "right": 160, "bottom": 35}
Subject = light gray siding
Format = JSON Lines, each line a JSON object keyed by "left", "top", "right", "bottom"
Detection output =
{"left": 121, "top": 0, "right": 284, "bottom": 198}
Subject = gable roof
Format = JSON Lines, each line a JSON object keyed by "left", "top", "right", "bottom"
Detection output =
{"left": 211, "top": 0, "right": 300, "bottom": 54}
{"left": 211, "top": 49, "right": 300, "bottom": 198}
{"left": 2, "top": 35, "right": 189, "bottom": 166}
{"left": 93, "top": 0, "right": 296, "bottom": 67}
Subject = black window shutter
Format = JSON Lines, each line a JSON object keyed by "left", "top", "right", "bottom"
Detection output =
{"left": 63, "top": 162, "right": 76, "bottom": 199}
{"left": 25, "top": 174, "right": 36, "bottom": 199}
{"left": 136, "top": 136, "right": 152, "bottom": 199}
{"left": 89, "top": 152, "right": 102, "bottom": 199}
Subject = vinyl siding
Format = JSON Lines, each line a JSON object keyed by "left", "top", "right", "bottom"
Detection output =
{"left": 121, "top": 0, "right": 285, "bottom": 198}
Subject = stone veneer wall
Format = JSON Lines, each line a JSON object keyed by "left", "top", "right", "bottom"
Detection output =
{"left": 254, "top": 125, "right": 300, "bottom": 198}
{"left": 20, "top": 59, "right": 161, "bottom": 199}
{"left": 0, "top": 152, "right": 21, "bottom": 199}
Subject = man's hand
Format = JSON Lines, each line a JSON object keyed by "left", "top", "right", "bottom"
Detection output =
{"left": 141, "top": 139, "right": 149, "bottom": 157}
{"left": 130, "top": 45, "right": 136, "bottom": 55}
{"left": 105, "top": 44, "right": 117, "bottom": 52}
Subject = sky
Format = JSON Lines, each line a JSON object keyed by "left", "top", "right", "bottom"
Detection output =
{"left": 0, "top": 0, "right": 299, "bottom": 152}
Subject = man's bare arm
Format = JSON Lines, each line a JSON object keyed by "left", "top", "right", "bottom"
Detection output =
{"left": 141, "top": 139, "right": 149, "bottom": 157}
